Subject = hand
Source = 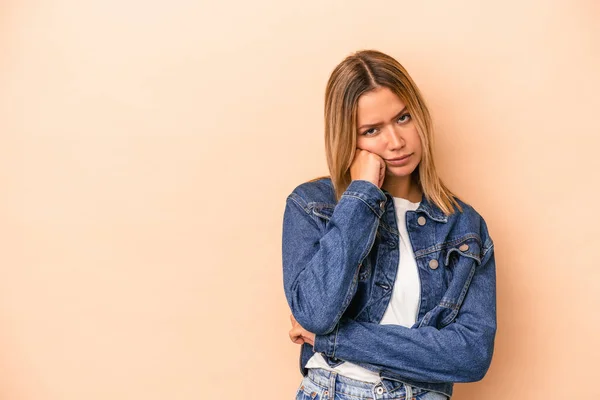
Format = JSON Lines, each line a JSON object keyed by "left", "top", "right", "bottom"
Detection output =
{"left": 289, "top": 314, "right": 316, "bottom": 346}
{"left": 350, "top": 148, "right": 386, "bottom": 188}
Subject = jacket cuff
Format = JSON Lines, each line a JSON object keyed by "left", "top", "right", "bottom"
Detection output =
{"left": 313, "top": 323, "right": 340, "bottom": 356}
{"left": 343, "top": 180, "right": 388, "bottom": 218}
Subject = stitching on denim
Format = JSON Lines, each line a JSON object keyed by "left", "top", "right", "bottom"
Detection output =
{"left": 308, "top": 201, "right": 398, "bottom": 237}
{"left": 331, "top": 322, "right": 340, "bottom": 359}
{"left": 482, "top": 240, "right": 494, "bottom": 258}
{"left": 340, "top": 194, "right": 381, "bottom": 217}
{"left": 439, "top": 300, "right": 460, "bottom": 310}
{"left": 444, "top": 247, "right": 482, "bottom": 267}
{"left": 440, "top": 263, "right": 477, "bottom": 326}
{"left": 417, "top": 208, "right": 448, "bottom": 223}
{"left": 457, "top": 264, "right": 477, "bottom": 304}
{"left": 419, "top": 311, "right": 432, "bottom": 327}
{"left": 306, "top": 201, "right": 335, "bottom": 209}
{"left": 309, "top": 206, "right": 396, "bottom": 236}
{"left": 288, "top": 194, "right": 311, "bottom": 213}
{"left": 414, "top": 233, "right": 482, "bottom": 258}
{"left": 311, "top": 208, "right": 333, "bottom": 220}
{"left": 440, "top": 309, "right": 458, "bottom": 327}
{"left": 304, "top": 374, "right": 329, "bottom": 391}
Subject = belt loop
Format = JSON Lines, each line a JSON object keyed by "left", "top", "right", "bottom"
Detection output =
{"left": 326, "top": 371, "right": 337, "bottom": 400}
{"left": 404, "top": 383, "right": 413, "bottom": 400}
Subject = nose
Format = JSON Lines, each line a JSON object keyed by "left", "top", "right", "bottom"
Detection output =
{"left": 385, "top": 125, "right": 404, "bottom": 149}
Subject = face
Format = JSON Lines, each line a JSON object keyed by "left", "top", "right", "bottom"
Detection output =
{"left": 355, "top": 86, "right": 422, "bottom": 183}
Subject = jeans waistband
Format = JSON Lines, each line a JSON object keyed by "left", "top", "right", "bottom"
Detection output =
{"left": 307, "top": 368, "right": 422, "bottom": 399}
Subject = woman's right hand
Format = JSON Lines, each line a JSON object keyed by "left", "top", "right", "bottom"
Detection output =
{"left": 350, "top": 149, "right": 386, "bottom": 188}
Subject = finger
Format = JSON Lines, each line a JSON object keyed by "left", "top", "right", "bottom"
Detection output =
{"left": 289, "top": 326, "right": 300, "bottom": 337}
{"left": 292, "top": 336, "right": 305, "bottom": 344}
{"left": 289, "top": 328, "right": 304, "bottom": 344}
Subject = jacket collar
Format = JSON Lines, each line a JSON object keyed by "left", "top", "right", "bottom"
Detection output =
{"left": 381, "top": 188, "right": 449, "bottom": 223}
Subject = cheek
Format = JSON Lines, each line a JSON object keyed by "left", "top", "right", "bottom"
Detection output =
{"left": 357, "top": 137, "right": 382, "bottom": 153}
{"left": 410, "top": 130, "right": 423, "bottom": 151}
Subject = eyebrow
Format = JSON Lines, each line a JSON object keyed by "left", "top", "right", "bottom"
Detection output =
{"left": 358, "top": 106, "right": 408, "bottom": 130}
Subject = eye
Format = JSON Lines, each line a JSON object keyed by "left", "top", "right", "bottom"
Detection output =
{"left": 397, "top": 113, "right": 411, "bottom": 124}
{"left": 360, "top": 113, "right": 412, "bottom": 136}
{"left": 361, "top": 127, "right": 377, "bottom": 136}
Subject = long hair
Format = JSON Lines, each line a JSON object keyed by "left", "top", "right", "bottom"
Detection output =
{"left": 311, "top": 49, "right": 462, "bottom": 216}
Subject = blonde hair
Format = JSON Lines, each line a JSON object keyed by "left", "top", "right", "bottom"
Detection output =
{"left": 310, "top": 49, "right": 462, "bottom": 216}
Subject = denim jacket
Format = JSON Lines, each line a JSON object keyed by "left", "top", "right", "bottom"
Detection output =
{"left": 282, "top": 178, "right": 496, "bottom": 398}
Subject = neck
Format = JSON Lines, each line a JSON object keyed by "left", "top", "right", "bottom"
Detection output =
{"left": 382, "top": 176, "right": 422, "bottom": 203}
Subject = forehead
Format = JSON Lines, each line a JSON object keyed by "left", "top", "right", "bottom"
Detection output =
{"left": 356, "top": 87, "right": 406, "bottom": 123}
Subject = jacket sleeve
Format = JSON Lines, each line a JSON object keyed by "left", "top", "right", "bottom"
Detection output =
{"left": 313, "top": 240, "right": 497, "bottom": 383}
{"left": 282, "top": 179, "right": 387, "bottom": 335}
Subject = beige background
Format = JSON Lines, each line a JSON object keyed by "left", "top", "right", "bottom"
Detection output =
{"left": 1, "top": 1, "right": 599, "bottom": 399}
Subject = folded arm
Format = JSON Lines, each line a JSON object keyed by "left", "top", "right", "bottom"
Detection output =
{"left": 282, "top": 180, "right": 386, "bottom": 335}
{"left": 313, "top": 244, "right": 497, "bottom": 383}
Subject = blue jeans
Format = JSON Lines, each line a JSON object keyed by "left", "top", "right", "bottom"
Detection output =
{"left": 295, "top": 368, "right": 450, "bottom": 400}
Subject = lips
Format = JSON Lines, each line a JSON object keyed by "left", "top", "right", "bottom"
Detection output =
{"left": 387, "top": 154, "right": 411, "bottom": 161}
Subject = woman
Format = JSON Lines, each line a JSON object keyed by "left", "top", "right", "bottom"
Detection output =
{"left": 282, "top": 49, "right": 496, "bottom": 400}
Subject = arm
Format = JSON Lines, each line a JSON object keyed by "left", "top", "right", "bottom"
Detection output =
{"left": 282, "top": 179, "right": 386, "bottom": 335}
{"left": 313, "top": 240, "right": 497, "bottom": 383}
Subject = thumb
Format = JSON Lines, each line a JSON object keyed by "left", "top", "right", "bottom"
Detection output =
{"left": 378, "top": 162, "right": 386, "bottom": 187}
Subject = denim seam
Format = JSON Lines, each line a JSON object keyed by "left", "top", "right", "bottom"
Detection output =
{"left": 311, "top": 208, "right": 333, "bottom": 220}
{"left": 444, "top": 249, "right": 482, "bottom": 267}
{"left": 287, "top": 194, "right": 310, "bottom": 214}
{"left": 313, "top": 208, "right": 397, "bottom": 237}
{"left": 440, "top": 263, "right": 477, "bottom": 326}
{"left": 344, "top": 180, "right": 387, "bottom": 201}
{"left": 340, "top": 194, "right": 383, "bottom": 218}
{"left": 331, "top": 322, "right": 340, "bottom": 359}
{"left": 414, "top": 233, "right": 482, "bottom": 257}
{"left": 439, "top": 300, "right": 460, "bottom": 310}
{"left": 308, "top": 202, "right": 399, "bottom": 235}
{"left": 482, "top": 240, "right": 494, "bottom": 258}
{"left": 415, "top": 208, "right": 448, "bottom": 223}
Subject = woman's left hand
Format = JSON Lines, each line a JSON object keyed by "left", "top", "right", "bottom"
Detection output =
{"left": 289, "top": 314, "right": 316, "bottom": 346}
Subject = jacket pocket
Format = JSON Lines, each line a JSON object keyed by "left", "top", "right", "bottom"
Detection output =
{"left": 419, "top": 235, "right": 483, "bottom": 329}
{"left": 438, "top": 235, "right": 482, "bottom": 327}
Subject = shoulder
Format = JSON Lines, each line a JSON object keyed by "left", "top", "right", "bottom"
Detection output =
{"left": 286, "top": 177, "right": 337, "bottom": 210}
{"left": 447, "top": 195, "right": 494, "bottom": 251}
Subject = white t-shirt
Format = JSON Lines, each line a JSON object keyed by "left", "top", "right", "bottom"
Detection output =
{"left": 305, "top": 196, "right": 421, "bottom": 382}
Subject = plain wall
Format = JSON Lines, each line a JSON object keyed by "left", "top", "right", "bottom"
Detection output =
{"left": 1, "top": 0, "right": 599, "bottom": 398}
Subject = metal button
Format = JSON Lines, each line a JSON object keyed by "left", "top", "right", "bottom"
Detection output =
{"left": 429, "top": 259, "right": 439, "bottom": 269}
{"left": 388, "top": 241, "right": 397, "bottom": 248}
{"left": 417, "top": 216, "right": 426, "bottom": 226}
{"left": 375, "top": 386, "right": 384, "bottom": 395}
{"left": 380, "top": 201, "right": 386, "bottom": 210}
{"left": 459, "top": 244, "right": 469, "bottom": 251}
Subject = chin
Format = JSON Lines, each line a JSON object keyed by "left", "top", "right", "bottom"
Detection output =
{"left": 386, "top": 166, "right": 418, "bottom": 177}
